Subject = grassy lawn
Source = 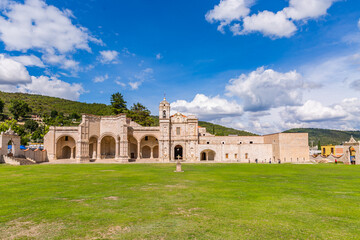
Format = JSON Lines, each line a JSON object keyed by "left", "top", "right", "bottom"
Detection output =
{"left": 0, "top": 164, "right": 360, "bottom": 239}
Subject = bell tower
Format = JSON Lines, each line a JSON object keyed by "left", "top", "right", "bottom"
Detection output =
{"left": 159, "top": 97, "right": 170, "bottom": 119}
{"left": 159, "top": 97, "right": 171, "bottom": 162}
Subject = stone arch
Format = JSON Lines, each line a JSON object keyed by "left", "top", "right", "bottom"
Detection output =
{"left": 56, "top": 136, "right": 76, "bottom": 159}
{"left": 99, "top": 132, "right": 118, "bottom": 142}
{"left": 200, "top": 149, "right": 216, "bottom": 161}
{"left": 100, "top": 136, "right": 116, "bottom": 159}
{"left": 141, "top": 146, "right": 151, "bottom": 158}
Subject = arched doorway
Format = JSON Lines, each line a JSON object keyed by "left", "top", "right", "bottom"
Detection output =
{"left": 142, "top": 146, "right": 151, "bottom": 158}
{"left": 56, "top": 136, "right": 76, "bottom": 159}
{"left": 200, "top": 150, "right": 216, "bottom": 161}
{"left": 7, "top": 140, "right": 14, "bottom": 156}
{"left": 201, "top": 152, "right": 206, "bottom": 161}
{"left": 174, "top": 145, "right": 183, "bottom": 160}
{"left": 101, "top": 136, "right": 116, "bottom": 159}
{"left": 62, "top": 146, "right": 71, "bottom": 159}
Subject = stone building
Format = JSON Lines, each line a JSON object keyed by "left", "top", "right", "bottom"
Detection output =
{"left": 44, "top": 98, "right": 310, "bottom": 163}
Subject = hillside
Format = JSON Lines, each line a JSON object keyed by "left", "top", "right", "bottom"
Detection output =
{"left": 198, "top": 121, "right": 257, "bottom": 136}
{"left": 0, "top": 91, "right": 256, "bottom": 136}
{"left": 284, "top": 128, "right": 360, "bottom": 146}
{"left": 0, "top": 92, "right": 113, "bottom": 116}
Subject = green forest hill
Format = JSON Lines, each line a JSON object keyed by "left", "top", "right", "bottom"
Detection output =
{"left": 0, "top": 91, "right": 255, "bottom": 137}
{"left": 284, "top": 128, "right": 360, "bottom": 146}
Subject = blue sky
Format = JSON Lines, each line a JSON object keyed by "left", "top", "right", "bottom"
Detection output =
{"left": 0, "top": 0, "right": 360, "bottom": 134}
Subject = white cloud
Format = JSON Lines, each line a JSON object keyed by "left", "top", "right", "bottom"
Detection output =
{"left": 10, "top": 55, "right": 45, "bottom": 68}
{"left": 0, "top": 54, "right": 31, "bottom": 84}
{"left": 129, "top": 68, "right": 154, "bottom": 90}
{"left": 17, "top": 76, "right": 84, "bottom": 100}
{"left": 0, "top": 0, "right": 97, "bottom": 54}
{"left": 129, "top": 81, "right": 142, "bottom": 90}
{"left": 205, "top": 0, "right": 253, "bottom": 32}
{"left": 99, "top": 50, "right": 119, "bottom": 64}
{"left": 156, "top": 53, "right": 163, "bottom": 60}
{"left": 93, "top": 74, "right": 108, "bottom": 83}
{"left": 0, "top": 0, "right": 101, "bottom": 70}
{"left": 239, "top": 11, "right": 297, "bottom": 38}
{"left": 171, "top": 94, "right": 243, "bottom": 121}
{"left": 206, "top": 0, "right": 338, "bottom": 38}
{"left": 0, "top": 0, "right": 9, "bottom": 10}
{"left": 284, "top": 0, "right": 338, "bottom": 20}
{"left": 284, "top": 100, "right": 347, "bottom": 122}
{"left": 115, "top": 78, "right": 126, "bottom": 87}
{"left": 226, "top": 67, "right": 306, "bottom": 111}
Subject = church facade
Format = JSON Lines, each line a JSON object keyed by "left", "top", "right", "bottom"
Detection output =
{"left": 44, "top": 98, "right": 310, "bottom": 163}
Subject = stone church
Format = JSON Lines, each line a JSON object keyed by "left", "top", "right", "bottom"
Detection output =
{"left": 44, "top": 98, "right": 309, "bottom": 163}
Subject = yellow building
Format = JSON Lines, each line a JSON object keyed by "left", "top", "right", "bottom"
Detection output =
{"left": 321, "top": 145, "right": 344, "bottom": 157}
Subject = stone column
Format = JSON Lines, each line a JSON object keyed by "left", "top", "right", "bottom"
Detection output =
{"left": 97, "top": 140, "right": 101, "bottom": 159}
{"left": 137, "top": 140, "right": 141, "bottom": 160}
{"left": 71, "top": 147, "right": 74, "bottom": 159}
{"left": 151, "top": 147, "right": 154, "bottom": 159}
{"left": 115, "top": 139, "right": 119, "bottom": 159}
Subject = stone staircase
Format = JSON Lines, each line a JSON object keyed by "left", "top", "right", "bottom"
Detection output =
{"left": 2, "top": 155, "right": 36, "bottom": 166}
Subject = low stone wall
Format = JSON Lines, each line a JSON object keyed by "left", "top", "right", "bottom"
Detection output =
{"left": 23, "top": 149, "right": 48, "bottom": 163}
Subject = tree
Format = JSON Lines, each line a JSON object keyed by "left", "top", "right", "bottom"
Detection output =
{"left": 110, "top": 92, "right": 127, "bottom": 114}
{"left": 31, "top": 129, "right": 42, "bottom": 142}
{"left": 317, "top": 141, "right": 321, "bottom": 150}
{"left": 9, "top": 100, "right": 31, "bottom": 120}
{"left": 0, "top": 98, "right": 4, "bottom": 114}
{"left": 127, "top": 103, "right": 154, "bottom": 126}
{"left": 50, "top": 110, "right": 58, "bottom": 118}
{"left": 24, "top": 119, "right": 39, "bottom": 133}
{"left": 69, "top": 112, "right": 81, "bottom": 120}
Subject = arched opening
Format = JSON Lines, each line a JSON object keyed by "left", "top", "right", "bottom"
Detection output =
{"left": 56, "top": 136, "right": 76, "bottom": 159}
{"left": 201, "top": 152, "right": 206, "bottom": 161}
{"left": 153, "top": 146, "right": 159, "bottom": 158}
{"left": 89, "top": 136, "right": 98, "bottom": 159}
{"left": 174, "top": 145, "right": 183, "bottom": 160}
{"left": 101, "top": 136, "right": 116, "bottom": 159}
{"left": 7, "top": 140, "right": 14, "bottom": 156}
{"left": 163, "top": 110, "right": 166, "bottom": 118}
{"left": 62, "top": 146, "right": 71, "bottom": 159}
{"left": 140, "top": 135, "right": 159, "bottom": 159}
{"left": 200, "top": 150, "right": 216, "bottom": 161}
{"left": 142, "top": 146, "right": 151, "bottom": 158}
{"left": 208, "top": 150, "right": 215, "bottom": 161}
{"left": 128, "top": 136, "right": 138, "bottom": 160}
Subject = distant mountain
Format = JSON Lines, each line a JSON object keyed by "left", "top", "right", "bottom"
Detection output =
{"left": 284, "top": 128, "right": 360, "bottom": 146}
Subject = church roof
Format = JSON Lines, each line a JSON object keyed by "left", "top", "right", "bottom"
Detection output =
{"left": 160, "top": 97, "right": 169, "bottom": 105}
{"left": 348, "top": 135, "right": 357, "bottom": 144}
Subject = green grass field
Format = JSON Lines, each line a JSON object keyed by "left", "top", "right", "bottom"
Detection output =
{"left": 1, "top": 164, "right": 360, "bottom": 239}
